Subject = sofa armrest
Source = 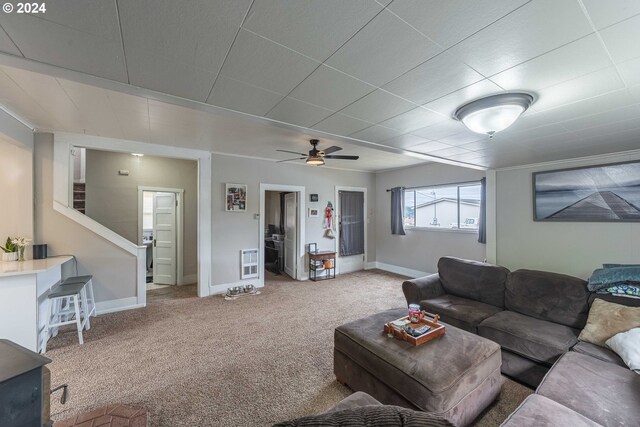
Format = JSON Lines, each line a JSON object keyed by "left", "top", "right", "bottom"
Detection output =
{"left": 402, "top": 273, "right": 445, "bottom": 306}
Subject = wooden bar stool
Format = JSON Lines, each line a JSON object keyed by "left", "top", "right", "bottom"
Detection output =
{"left": 61, "top": 275, "right": 96, "bottom": 329}
{"left": 42, "top": 282, "right": 88, "bottom": 352}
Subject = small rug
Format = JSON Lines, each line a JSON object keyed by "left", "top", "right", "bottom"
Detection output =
{"left": 53, "top": 404, "right": 147, "bottom": 427}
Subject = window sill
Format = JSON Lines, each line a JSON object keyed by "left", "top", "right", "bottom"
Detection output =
{"left": 405, "top": 227, "right": 479, "bottom": 234}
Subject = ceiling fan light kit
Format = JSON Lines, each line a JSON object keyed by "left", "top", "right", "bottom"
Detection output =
{"left": 454, "top": 92, "right": 534, "bottom": 137}
{"left": 277, "top": 139, "right": 359, "bottom": 166}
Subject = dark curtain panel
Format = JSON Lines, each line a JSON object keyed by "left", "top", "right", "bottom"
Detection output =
{"left": 390, "top": 187, "right": 406, "bottom": 235}
{"left": 339, "top": 191, "right": 365, "bottom": 256}
{"left": 478, "top": 177, "right": 487, "bottom": 244}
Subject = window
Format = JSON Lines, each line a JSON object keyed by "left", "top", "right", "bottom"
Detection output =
{"left": 404, "top": 182, "right": 481, "bottom": 230}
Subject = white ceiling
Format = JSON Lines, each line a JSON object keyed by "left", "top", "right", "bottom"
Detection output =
{"left": 0, "top": 0, "right": 640, "bottom": 170}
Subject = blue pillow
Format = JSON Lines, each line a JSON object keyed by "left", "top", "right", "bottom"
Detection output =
{"left": 588, "top": 267, "right": 640, "bottom": 292}
{"left": 603, "top": 263, "right": 640, "bottom": 268}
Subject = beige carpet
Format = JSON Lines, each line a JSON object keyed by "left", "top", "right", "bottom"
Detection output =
{"left": 46, "top": 270, "right": 531, "bottom": 426}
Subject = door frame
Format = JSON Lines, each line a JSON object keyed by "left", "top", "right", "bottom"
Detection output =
{"left": 334, "top": 186, "right": 368, "bottom": 275}
{"left": 137, "top": 187, "right": 185, "bottom": 291}
{"left": 259, "top": 184, "right": 306, "bottom": 287}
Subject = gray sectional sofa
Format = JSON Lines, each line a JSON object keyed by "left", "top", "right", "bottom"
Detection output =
{"left": 402, "top": 256, "right": 640, "bottom": 425}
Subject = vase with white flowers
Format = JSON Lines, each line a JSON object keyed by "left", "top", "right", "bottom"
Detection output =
{"left": 12, "top": 237, "right": 31, "bottom": 262}
{"left": 1, "top": 237, "right": 18, "bottom": 262}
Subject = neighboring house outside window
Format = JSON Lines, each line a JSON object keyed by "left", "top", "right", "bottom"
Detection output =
{"left": 404, "top": 183, "right": 481, "bottom": 230}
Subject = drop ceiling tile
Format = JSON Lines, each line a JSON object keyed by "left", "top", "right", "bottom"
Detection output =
{"left": 0, "top": 15, "right": 127, "bottom": 82}
{"left": 447, "top": 151, "right": 491, "bottom": 163}
{"left": 381, "top": 134, "right": 430, "bottom": 149}
{"left": 125, "top": 47, "right": 217, "bottom": 101}
{"left": 447, "top": 0, "right": 592, "bottom": 76}
{"left": 425, "top": 146, "right": 472, "bottom": 157}
{"left": 387, "top": 0, "right": 528, "bottom": 49}
{"left": 0, "top": 27, "right": 21, "bottom": 56}
{"left": 493, "top": 123, "right": 571, "bottom": 145}
{"left": 339, "top": 90, "right": 415, "bottom": 123}
{"left": 628, "top": 84, "right": 640, "bottom": 103}
{"left": 325, "top": 10, "right": 441, "bottom": 86}
{"left": 27, "top": 0, "right": 121, "bottom": 39}
{"left": 489, "top": 35, "right": 612, "bottom": 91}
{"left": 617, "top": 56, "right": 640, "bottom": 86}
{"left": 533, "top": 67, "right": 626, "bottom": 111}
{"left": 289, "top": 65, "right": 375, "bottom": 111}
{"left": 533, "top": 89, "right": 636, "bottom": 123}
{"left": 312, "top": 113, "right": 374, "bottom": 136}
{"left": 571, "top": 116, "right": 640, "bottom": 140}
{"left": 378, "top": 107, "right": 446, "bottom": 133}
{"left": 243, "top": 0, "right": 384, "bottom": 61}
{"left": 599, "top": 14, "right": 640, "bottom": 64}
{"left": 581, "top": 0, "right": 640, "bottom": 29}
{"left": 383, "top": 53, "right": 484, "bottom": 105}
{"left": 208, "top": 76, "right": 285, "bottom": 117}
{"left": 438, "top": 131, "right": 486, "bottom": 146}
{"left": 560, "top": 104, "right": 640, "bottom": 131}
{"left": 423, "top": 79, "right": 502, "bottom": 116}
{"left": 409, "top": 141, "right": 455, "bottom": 154}
{"left": 266, "top": 97, "right": 333, "bottom": 128}
{"left": 458, "top": 139, "right": 493, "bottom": 152}
{"left": 411, "top": 120, "right": 467, "bottom": 140}
{"left": 219, "top": 30, "right": 319, "bottom": 95}
{"left": 349, "top": 125, "right": 404, "bottom": 143}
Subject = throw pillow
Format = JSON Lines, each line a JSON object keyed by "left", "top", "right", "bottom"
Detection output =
{"left": 587, "top": 266, "right": 640, "bottom": 291}
{"left": 273, "top": 405, "right": 453, "bottom": 427}
{"left": 578, "top": 299, "right": 640, "bottom": 347}
{"left": 606, "top": 328, "right": 640, "bottom": 373}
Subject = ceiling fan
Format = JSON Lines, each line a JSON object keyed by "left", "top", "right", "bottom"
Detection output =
{"left": 276, "top": 139, "right": 359, "bottom": 166}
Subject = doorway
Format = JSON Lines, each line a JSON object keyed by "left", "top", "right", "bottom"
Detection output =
{"left": 259, "top": 184, "right": 306, "bottom": 286}
{"left": 138, "top": 187, "right": 184, "bottom": 291}
{"left": 335, "top": 186, "right": 367, "bottom": 274}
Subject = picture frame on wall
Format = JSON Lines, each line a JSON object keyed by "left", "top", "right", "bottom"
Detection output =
{"left": 533, "top": 160, "right": 640, "bottom": 222}
{"left": 225, "top": 183, "right": 247, "bottom": 212}
{"left": 308, "top": 208, "right": 319, "bottom": 217}
{"left": 310, "top": 194, "right": 319, "bottom": 202}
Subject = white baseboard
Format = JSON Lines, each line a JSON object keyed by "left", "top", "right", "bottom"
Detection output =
{"left": 209, "top": 279, "right": 264, "bottom": 296}
{"left": 180, "top": 274, "right": 197, "bottom": 285}
{"left": 365, "top": 261, "right": 431, "bottom": 278}
{"left": 96, "top": 297, "right": 145, "bottom": 315}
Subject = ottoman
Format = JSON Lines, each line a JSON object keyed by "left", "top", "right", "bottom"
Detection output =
{"left": 334, "top": 308, "right": 502, "bottom": 426}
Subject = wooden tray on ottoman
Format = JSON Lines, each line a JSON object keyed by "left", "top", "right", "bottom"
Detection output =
{"left": 384, "top": 312, "right": 446, "bottom": 346}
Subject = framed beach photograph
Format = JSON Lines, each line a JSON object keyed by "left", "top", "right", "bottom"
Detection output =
{"left": 225, "top": 183, "right": 247, "bottom": 212}
{"left": 533, "top": 160, "right": 640, "bottom": 222}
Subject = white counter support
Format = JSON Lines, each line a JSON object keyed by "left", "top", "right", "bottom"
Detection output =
{"left": 0, "top": 257, "right": 72, "bottom": 352}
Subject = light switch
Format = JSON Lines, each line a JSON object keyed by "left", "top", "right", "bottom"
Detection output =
{"left": 118, "top": 169, "right": 129, "bottom": 176}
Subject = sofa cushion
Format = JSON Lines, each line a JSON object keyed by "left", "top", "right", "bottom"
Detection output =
{"left": 606, "top": 327, "right": 640, "bottom": 373}
{"left": 437, "top": 257, "right": 509, "bottom": 308}
{"left": 537, "top": 351, "right": 640, "bottom": 426}
{"left": 505, "top": 269, "right": 589, "bottom": 329}
{"left": 578, "top": 298, "right": 640, "bottom": 347}
{"left": 420, "top": 295, "right": 503, "bottom": 333}
{"left": 478, "top": 311, "right": 579, "bottom": 366}
{"left": 571, "top": 341, "right": 626, "bottom": 368}
{"left": 273, "top": 404, "right": 454, "bottom": 427}
{"left": 500, "top": 395, "right": 602, "bottom": 427}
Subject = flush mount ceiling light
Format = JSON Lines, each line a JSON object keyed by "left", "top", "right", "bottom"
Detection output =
{"left": 454, "top": 93, "right": 533, "bottom": 137}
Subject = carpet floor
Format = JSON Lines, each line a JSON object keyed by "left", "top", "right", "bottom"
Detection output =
{"left": 46, "top": 270, "right": 532, "bottom": 426}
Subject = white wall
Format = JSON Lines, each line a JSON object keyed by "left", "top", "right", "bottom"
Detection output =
{"left": 495, "top": 150, "right": 640, "bottom": 279}
{"left": 212, "top": 154, "right": 375, "bottom": 287}
{"left": 0, "top": 135, "right": 33, "bottom": 245}
{"left": 84, "top": 149, "right": 198, "bottom": 278}
{"left": 34, "top": 133, "right": 138, "bottom": 304}
{"left": 375, "top": 162, "right": 486, "bottom": 275}
{"left": 265, "top": 191, "right": 281, "bottom": 231}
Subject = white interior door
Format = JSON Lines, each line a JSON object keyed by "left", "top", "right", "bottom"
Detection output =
{"left": 153, "top": 192, "right": 177, "bottom": 285}
{"left": 284, "top": 192, "right": 297, "bottom": 279}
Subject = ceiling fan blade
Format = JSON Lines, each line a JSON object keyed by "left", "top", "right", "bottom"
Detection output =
{"left": 324, "top": 155, "right": 359, "bottom": 160}
{"left": 277, "top": 149, "right": 307, "bottom": 156}
{"left": 322, "top": 146, "right": 342, "bottom": 155}
{"left": 277, "top": 157, "right": 306, "bottom": 163}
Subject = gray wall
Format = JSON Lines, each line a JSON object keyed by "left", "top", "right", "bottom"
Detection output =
{"left": 265, "top": 191, "right": 281, "bottom": 231}
{"left": 212, "top": 155, "right": 376, "bottom": 286}
{"left": 375, "top": 162, "right": 486, "bottom": 274}
{"left": 495, "top": 151, "right": 640, "bottom": 279}
{"left": 0, "top": 134, "right": 33, "bottom": 245}
{"left": 85, "top": 149, "right": 198, "bottom": 278}
{"left": 34, "top": 133, "right": 137, "bottom": 302}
